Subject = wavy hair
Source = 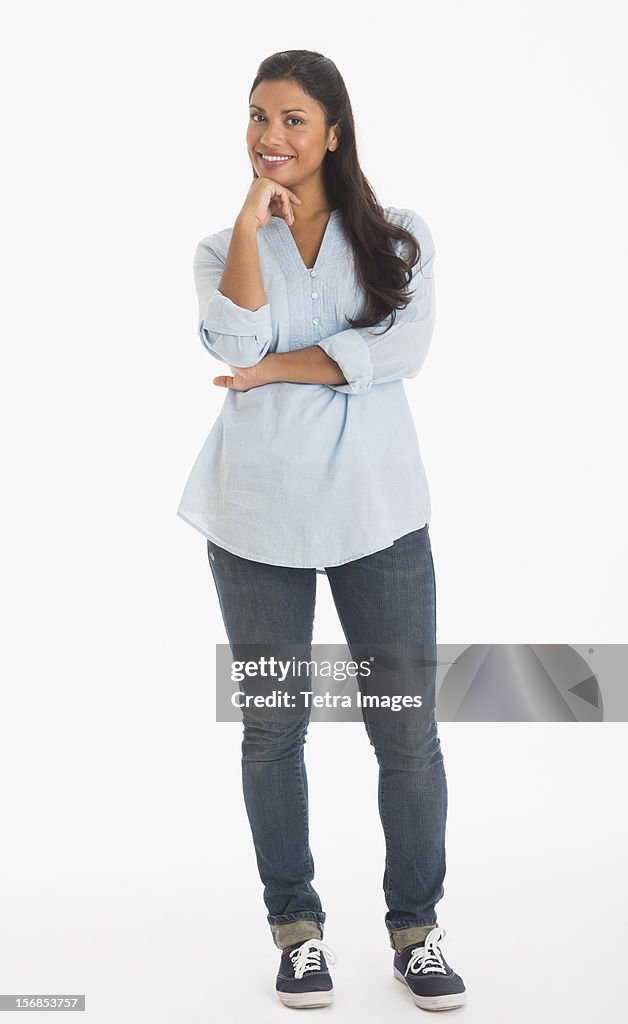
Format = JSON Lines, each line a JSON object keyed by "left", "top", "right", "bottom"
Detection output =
{"left": 249, "top": 50, "right": 427, "bottom": 334}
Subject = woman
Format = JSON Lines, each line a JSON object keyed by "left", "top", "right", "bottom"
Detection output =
{"left": 177, "top": 49, "right": 466, "bottom": 1012}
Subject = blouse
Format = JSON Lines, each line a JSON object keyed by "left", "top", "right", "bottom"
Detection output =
{"left": 177, "top": 205, "right": 436, "bottom": 575}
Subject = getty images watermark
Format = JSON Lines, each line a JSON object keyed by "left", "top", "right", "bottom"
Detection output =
{"left": 231, "top": 652, "right": 424, "bottom": 713}
{"left": 215, "top": 643, "right": 434, "bottom": 722}
{"left": 213, "top": 644, "right": 627, "bottom": 722}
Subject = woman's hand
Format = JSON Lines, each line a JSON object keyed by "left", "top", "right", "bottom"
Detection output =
{"left": 212, "top": 358, "right": 272, "bottom": 392}
{"left": 240, "top": 177, "right": 302, "bottom": 229}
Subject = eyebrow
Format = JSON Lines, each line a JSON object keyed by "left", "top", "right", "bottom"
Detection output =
{"left": 249, "top": 104, "right": 308, "bottom": 114}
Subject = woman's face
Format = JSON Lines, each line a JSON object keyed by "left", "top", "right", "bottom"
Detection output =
{"left": 247, "top": 78, "right": 338, "bottom": 188}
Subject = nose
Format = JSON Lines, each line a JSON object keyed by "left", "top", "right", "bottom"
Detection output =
{"left": 259, "top": 126, "right": 287, "bottom": 149}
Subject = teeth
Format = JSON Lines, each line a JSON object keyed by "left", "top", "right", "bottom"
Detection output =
{"left": 259, "top": 154, "right": 293, "bottom": 161}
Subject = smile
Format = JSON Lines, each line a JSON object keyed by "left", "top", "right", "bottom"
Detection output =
{"left": 257, "top": 153, "right": 294, "bottom": 164}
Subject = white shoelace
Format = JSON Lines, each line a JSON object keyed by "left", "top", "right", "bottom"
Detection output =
{"left": 288, "top": 939, "right": 337, "bottom": 979}
{"left": 404, "top": 926, "right": 448, "bottom": 977}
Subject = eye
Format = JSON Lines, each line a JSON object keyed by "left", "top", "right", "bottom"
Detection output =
{"left": 249, "top": 114, "right": 303, "bottom": 126}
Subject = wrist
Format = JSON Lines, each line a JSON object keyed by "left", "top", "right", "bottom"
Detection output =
{"left": 234, "top": 211, "right": 261, "bottom": 234}
{"left": 259, "top": 352, "right": 279, "bottom": 385}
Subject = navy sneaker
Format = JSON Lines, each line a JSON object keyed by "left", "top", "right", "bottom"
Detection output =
{"left": 393, "top": 926, "right": 466, "bottom": 1011}
{"left": 275, "top": 937, "right": 337, "bottom": 1008}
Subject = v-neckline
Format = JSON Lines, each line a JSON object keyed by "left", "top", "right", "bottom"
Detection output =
{"left": 269, "top": 208, "right": 340, "bottom": 275}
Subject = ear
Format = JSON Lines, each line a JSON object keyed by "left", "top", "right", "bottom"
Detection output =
{"left": 328, "top": 124, "right": 341, "bottom": 152}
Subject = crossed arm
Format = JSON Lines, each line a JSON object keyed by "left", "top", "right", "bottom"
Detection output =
{"left": 212, "top": 344, "right": 348, "bottom": 391}
{"left": 193, "top": 209, "right": 436, "bottom": 396}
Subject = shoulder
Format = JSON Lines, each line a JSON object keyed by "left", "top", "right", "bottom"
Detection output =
{"left": 193, "top": 226, "right": 234, "bottom": 265}
{"left": 384, "top": 205, "right": 436, "bottom": 260}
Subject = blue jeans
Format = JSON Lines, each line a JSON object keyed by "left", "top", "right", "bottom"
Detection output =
{"left": 206, "top": 526, "right": 447, "bottom": 953}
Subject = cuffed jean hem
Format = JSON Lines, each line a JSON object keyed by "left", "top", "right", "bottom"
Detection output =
{"left": 386, "top": 920, "right": 438, "bottom": 952}
{"left": 268, "top": 912, "right": 326, "bottom": 950}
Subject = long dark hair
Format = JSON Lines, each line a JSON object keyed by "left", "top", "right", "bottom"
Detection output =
{"left": 249, "top": 50, "right": 426, "bottom": 334}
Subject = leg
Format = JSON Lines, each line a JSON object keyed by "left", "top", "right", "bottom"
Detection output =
{"left": 325, "top": 526, "right": 447, "bottom": 952}
{"left": 206, "top": 539, "right": 326, "bottom": 950}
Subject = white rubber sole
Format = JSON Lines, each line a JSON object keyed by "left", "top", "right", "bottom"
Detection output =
{"left": 393, "top": 966, "right": 467, "bottom": 1011}
{"left": 276, "top": 988, "right": 334, "bottom": 1008}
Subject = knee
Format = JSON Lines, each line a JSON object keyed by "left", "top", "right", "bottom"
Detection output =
{"left": 241, "top": 712, "right": 309, "bottom": 762}
{"left": 371, "top": 725, "right": 445, "bottom": 772}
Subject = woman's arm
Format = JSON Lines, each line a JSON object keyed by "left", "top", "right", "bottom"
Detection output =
{"left": 260, "top": 346, "right": 348, "bottom": 386}
{"left": 313, "top": 210, "right": 436, "bottom": 395}
{"left": 211, "top": 344, "right": 346, "bottom": 391}
{"left": 211, "top": 210, "right": 345, "bottom": 385}
{"left": 194, "top": 235, "right": 273, "bottom": 368}
{"left": 218, "top": 213, "right": 268, "bottom": 311}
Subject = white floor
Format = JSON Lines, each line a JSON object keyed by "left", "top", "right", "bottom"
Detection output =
{"left": 1, "top": 721, "right": 626, "bottom": 1023}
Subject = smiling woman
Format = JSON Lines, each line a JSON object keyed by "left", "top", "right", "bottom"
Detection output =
{"left": 178, "top": 48, "right": 466, "bottom": 1013}
{"left": 248, "top": 93, "right": 326, "bottom": 185}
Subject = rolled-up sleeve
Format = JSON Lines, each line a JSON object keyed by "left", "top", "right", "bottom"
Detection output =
{"left": 315, "top": 210, "right": 436, "bottom": 395}
{"left": 193, "top": 237, "right": 273, "bottom": 366}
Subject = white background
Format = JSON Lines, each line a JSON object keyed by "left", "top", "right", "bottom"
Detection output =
{"left": 1, "top": 1, "right": 626, "bottom": 1021}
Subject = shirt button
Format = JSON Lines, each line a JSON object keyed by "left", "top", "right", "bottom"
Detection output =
{"left": 310, "top": 269, "right": 318, "bottom": 277}
{"left": 312, "top": 317, "right": 320, "bottom": 325}
{"left": 311, "top": 291, "right": 318, "bottom": 299}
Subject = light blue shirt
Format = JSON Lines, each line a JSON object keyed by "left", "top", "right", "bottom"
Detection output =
{"left": 177, "top": 206, "right": 436, "bottom": 575}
